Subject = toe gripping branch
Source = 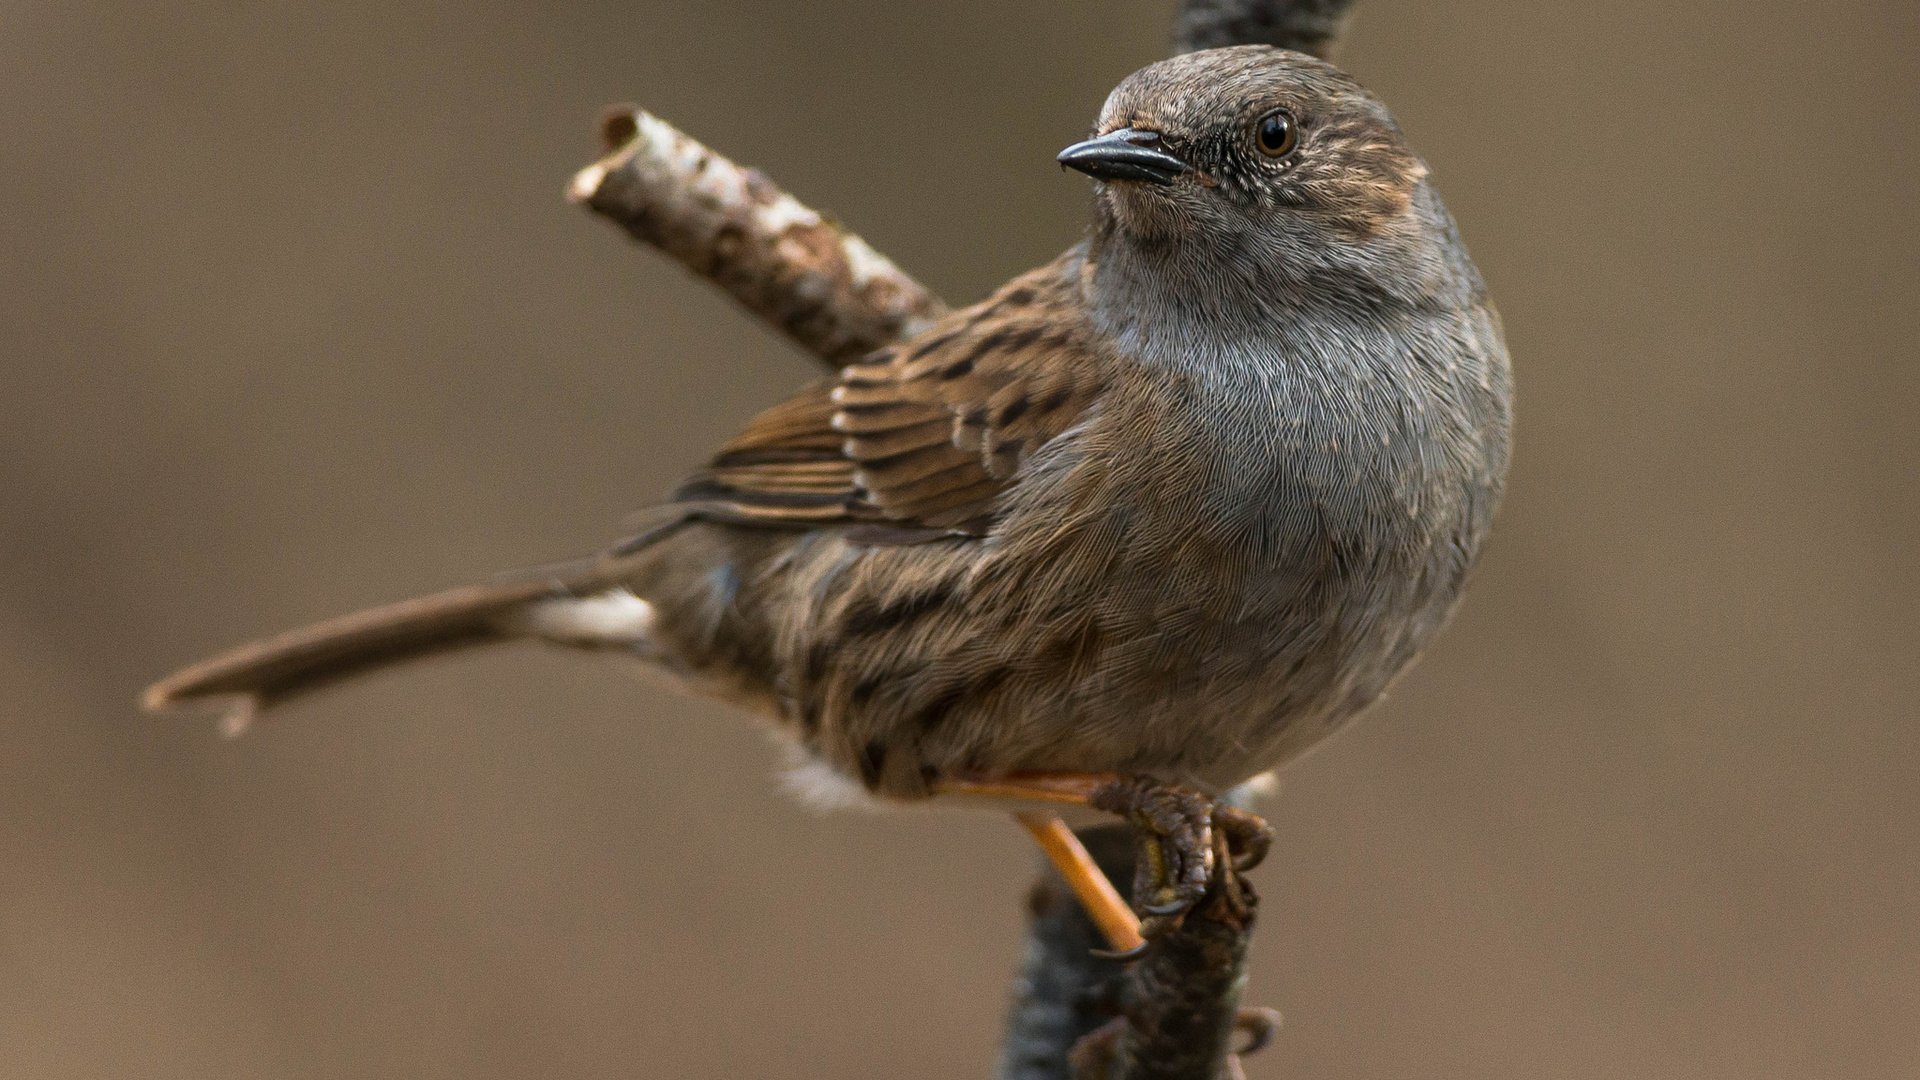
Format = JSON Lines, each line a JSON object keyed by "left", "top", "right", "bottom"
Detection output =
{"left": 998, "top": 777, "right": 1278, "bottom": 1080}
{"left": 1086, "top": 776, "right": 1271, "bottom": 944}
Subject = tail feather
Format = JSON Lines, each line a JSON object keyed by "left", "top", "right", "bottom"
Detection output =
{"left": 142, "top": 568, "right": 614, "bottom": 731}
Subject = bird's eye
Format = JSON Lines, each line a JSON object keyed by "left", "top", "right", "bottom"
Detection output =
{"left": 1255, "top": 110, "right": 1298, "bottom": 158}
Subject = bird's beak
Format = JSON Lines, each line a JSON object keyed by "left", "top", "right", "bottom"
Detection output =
{"left": 1056, "top": 128, "right": 1189, "bottom": 186}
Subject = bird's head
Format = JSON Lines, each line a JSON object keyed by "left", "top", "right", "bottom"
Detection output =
{"left": 1062, "top": 46, "right": 1440, "bottom": 296}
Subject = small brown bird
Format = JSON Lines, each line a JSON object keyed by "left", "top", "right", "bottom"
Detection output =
{"left": 146, "top": 46, "right": 1511, "bottom": 950}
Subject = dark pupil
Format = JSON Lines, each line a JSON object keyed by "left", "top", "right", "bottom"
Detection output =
{"left": 1259, "top": 114, "right": 1292, "bottom": 154}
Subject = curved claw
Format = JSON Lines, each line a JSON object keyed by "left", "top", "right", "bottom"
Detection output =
{"left": 1233, "top": 1005, "right": 1284, "bottom": 1056}
{"left": 1089, "top": 939, "right": 1152, "bottom": 962}
{"left": 1214, "top": 805, "right": 1273, "bottom": 873}
{"left": 1141, "top": 897, "right": 1195, "bottom": 917}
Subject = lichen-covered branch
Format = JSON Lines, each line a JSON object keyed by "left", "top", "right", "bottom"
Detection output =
{"left": 569, "top": 107, "right": 947, "bottom": 368}
{"left": 1173, "top": 0, "right": 1358, "bottom": 60}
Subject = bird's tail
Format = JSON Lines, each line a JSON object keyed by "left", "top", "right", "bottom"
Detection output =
{"left": 141, "top": 558, "right": 649, "bottom": 733}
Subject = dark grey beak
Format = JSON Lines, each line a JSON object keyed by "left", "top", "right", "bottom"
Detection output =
{"left": 1057, "top": 128, "right": 1189, "bottom": 186}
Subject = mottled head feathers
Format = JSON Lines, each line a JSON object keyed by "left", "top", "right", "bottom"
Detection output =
{"left": 1084, "top": 46, "right": 1429, "bottom": 246}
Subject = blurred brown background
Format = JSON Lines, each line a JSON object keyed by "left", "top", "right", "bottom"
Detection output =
{"left": 3, "top": 1, "right": 1916, "bottom": 1077}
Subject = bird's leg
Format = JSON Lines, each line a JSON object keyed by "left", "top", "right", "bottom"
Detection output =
{"left": 1014, "top": 812, "right": 1147, "bottom": 956}
{"left": 935, "top": 772, "right": 1272, "bottom": 945}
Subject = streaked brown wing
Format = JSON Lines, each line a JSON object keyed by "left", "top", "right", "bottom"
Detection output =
{"left": 672, "top": 258, "right": 1105, "bottom": 539}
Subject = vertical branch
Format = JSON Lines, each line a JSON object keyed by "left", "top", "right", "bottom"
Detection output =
{"left": 1000, "top": 825, "right": 1265, "bottom": 1080}
{"left": 1172, "top": 0, "right": 1359, "bottom": 60}
{"left": 1002, "top": 15, "right": 1368, "bottom": 1075}
{"left": 1105, "top": 879, "right": 1257, "bottom": 1080}
{"left": 999, "top": 826, "right": 1139, "bottom": 1080}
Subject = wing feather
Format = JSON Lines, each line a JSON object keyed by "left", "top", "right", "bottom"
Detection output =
{"left": 669, "top": 257, "right": 1107, "bottom": 540}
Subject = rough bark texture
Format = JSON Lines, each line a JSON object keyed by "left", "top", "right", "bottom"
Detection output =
{"left": 998, "top": 827, "right": 1140, "bottom": 1080}
{"left": 569, "top": 106, "right": 947, "bottom": 369}
{"left": 996, "top": 824, "right": 1263, "bottom": 1080}
{"left": 1101, "top": 876, "right": 1257, "bottom": 1080}
{"left": 1173, "top": 0, "right": 1358, "bottom": 60}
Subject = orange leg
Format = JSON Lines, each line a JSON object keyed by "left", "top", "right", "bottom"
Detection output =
{"left": 934, "top": 771, "right": 1120, "bottom": 806}
{"left": 937, "top": 771, "right": 1273, "bottom": 945}
{"left": 1014, "top": 811, "right": 1146, "bottom": 955}
{"left": 935, "top": 773, "right": 1145, "bottom": 953}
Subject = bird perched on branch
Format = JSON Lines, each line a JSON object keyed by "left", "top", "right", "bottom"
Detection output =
{"left": 146, "top": 45, "right": 1511, "bottom": 951}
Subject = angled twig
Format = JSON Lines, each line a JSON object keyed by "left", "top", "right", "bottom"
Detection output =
{"left": 569, "top": 106, "right": 946, "bottom": 369}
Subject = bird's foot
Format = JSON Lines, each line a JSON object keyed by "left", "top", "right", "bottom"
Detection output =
{"left": 1089, "top": 776, "right": 1272, "bottom": 939}
{"left": 930, "top": 770, "right": 1270, "bottom": 954}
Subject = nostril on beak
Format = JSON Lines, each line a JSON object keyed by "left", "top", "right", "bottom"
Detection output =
{"left": 1057, "top": 127, "right": 1190, "bottom": 187}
